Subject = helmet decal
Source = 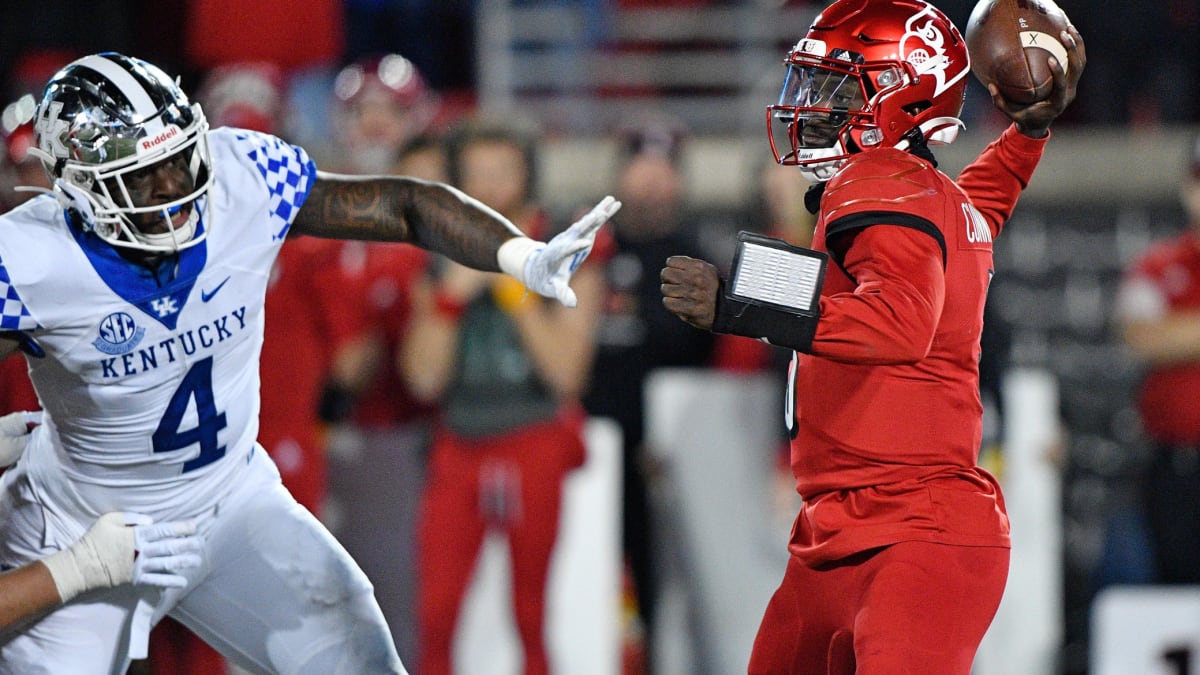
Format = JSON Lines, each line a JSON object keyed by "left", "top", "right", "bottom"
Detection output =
{"left": 794, "top": 38, "right": 828, "bottom": 57}
{"left": 35, "top": 99, "right": 70, "bottom": 164}
{"left": 900, "top": 5, "right": 966, "bottom": 98}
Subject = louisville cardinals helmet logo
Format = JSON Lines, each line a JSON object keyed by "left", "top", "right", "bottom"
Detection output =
{"left": 900, "top": 5, "right": 967, "bottom": 98}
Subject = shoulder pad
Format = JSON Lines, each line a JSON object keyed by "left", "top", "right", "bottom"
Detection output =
{"left": 823, "top": 149, "right": 946, "bottom": 222}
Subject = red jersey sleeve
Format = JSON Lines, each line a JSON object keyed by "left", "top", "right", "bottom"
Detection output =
{"left": 810, "top": 150, "right": 950, "bottom": 364}
{"left": 0, "top": 353, "right": 38, "bottom": 413}
{"left": 954, "top": 124, "right": 1048, "bottom": 238}
{"left": 814, "top": 224, "right": 946, "bottom": 364}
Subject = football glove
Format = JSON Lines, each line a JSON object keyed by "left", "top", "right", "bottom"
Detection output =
{"left": 498, "top": 196, "right": 621, "bottom": 307}
{"left": 41, "top": 513, "right": 203, "bottom": 602}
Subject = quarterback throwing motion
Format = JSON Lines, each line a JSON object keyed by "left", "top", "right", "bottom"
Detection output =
{"left": 0, "top": 53, "right": 618, "bottom": 674}
{"left": 661, "top": 0, "right": 1084, "bottom": 672}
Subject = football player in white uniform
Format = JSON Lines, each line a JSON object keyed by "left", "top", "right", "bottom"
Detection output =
{"left": 0, "top": 52, "right": 619, "bottom": 675}
{"left": 0, "top": 410, "right": 203, "bottom": 635}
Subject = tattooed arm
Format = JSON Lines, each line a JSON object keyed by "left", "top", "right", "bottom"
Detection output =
{"left": 290, "top": 173, "right": 521, "bottom": 272}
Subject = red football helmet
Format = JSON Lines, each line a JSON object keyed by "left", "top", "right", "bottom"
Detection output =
{"left": 334, "top": 54, "right": 432, "bottom": 111}
{"left": 767, "top": 0, "right": 970, "bottom": 181}
{"left": 195, "top": 62, "right": 284, "bottom": 134}
{"left": 331, "top": 54, "right": 440, "bottom": 173}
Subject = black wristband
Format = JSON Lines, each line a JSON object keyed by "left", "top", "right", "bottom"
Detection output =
{"left": 711, "top": 231, "right": 826, "bottom": 353}
{"left": 318, "top": 382, "right": 357, "bottom": 424}
{"left": 713, "top": 281, "right": 819, "bottom": 353}
{"left": 1, "top": 331, "right": 45, "bottom": 359}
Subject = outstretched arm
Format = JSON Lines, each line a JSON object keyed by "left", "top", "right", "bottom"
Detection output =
{"left": 291, "top": 174, "right": 620, "bottom": 306}
{"left": 292, "top": 175, "right": 517, "bottom": 271}
{"left": 957, "top": 26, "right": 1086, "bottom": 234}
{"left": 0, "top": 560, "right": 60, "bottom": 634}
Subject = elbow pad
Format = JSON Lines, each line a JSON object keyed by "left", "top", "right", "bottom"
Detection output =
{"left": 711, "top": 232, "right": 827, "bottom": 354}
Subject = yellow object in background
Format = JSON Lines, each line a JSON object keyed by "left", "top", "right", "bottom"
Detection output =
{"left": 979, "top": 443, "right": 1005, "bottom": 481}
{"left": 492, "top": 275, "right": 536, "bottom": 315}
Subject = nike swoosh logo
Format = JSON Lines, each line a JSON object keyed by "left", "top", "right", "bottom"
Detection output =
{"left": 201, "top": 276, "right": 231, "bottom": 302}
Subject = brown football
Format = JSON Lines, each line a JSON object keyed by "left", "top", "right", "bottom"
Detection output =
{"left": 965, "top": 0, "right": 1073, "bottom": 104}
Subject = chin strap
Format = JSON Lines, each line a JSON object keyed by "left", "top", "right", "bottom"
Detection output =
{"left": 898, "top": 127, "right": 939, "bottom": 167}
{"left": 135, "top": 205, "right": 199, "bottom": 250}
{"left": 804, "top": 182, "right": 826, "bottom": 215}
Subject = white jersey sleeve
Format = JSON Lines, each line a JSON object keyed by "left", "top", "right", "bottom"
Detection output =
{"left": 0, "top": 127, "right": 318, "bottom": 521}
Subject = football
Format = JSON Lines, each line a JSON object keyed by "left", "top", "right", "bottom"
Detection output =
{"left": 964, "top": 0, "right": 1073, "bottom": 104}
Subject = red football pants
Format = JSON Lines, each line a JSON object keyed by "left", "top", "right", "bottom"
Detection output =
{"left": 148, "top": 617, "right": 227, "bottom": 675}
{"left": 748, "top": 541, "right": 1009, "bottom": 675}
{"left": 417, "top": 416, "right": 583, "bottom": 675}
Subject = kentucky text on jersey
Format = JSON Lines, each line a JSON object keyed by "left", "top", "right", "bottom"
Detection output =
{"left": 98, "top": 306, "right": 248, "bottom": 379}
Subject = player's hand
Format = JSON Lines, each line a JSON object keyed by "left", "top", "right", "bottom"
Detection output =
{"left": 660, "top": 255, "right": 721, "bottom": 331}
{"left": 524, "top": 196, "right": 621, "bottom": 307}
{"left": 43, "top": 512, "right": 203, "bottom": 602}
{"left": 0, "top": 410, "right": 42, "bottom": 468}
{"left": 130, "top": 515, "right": 204, "bottom": 589}
{"left": 992, "top": 25, "right": 1086, "bottom": 138}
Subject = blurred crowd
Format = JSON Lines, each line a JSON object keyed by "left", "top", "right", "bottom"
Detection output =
{"left": 0, "top": 2, "right": 1198, "bottom": 674}
{"left": 1, "top": 1, "right": 1199, "bottom": 134}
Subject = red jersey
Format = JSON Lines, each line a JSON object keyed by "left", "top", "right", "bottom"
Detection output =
{"left": 259, "top": 238, "right": 433, "bottom": 508}
{"left": 258, "top": 237, "right": 349, "bottom": 511}
{"left": 788, "top": 125, "right": 1048, "bottom": 564}
{"left": 1118, "top": 230, "right": 1200, "bottom": 444}
{"left": 326, "top": 241, "right": 435, "bottom": 428}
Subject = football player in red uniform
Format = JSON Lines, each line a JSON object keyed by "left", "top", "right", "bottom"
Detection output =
{"left": 1115, "top": 135, "right": 1200, "bottom": 586}
{"left": 660, "top": 1, "right": 1084, "bottom": 672}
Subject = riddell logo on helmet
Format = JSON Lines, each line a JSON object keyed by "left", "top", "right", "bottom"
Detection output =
{"left": 139, "top": 126, "right": 181, "bottom": 153}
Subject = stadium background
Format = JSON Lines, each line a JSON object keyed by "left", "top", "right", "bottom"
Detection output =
{"left": 2, "top": 1, "right": 1197, "bottom": 673}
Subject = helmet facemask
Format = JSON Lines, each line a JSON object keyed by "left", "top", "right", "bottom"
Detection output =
{"left": 30, "top": 53, "right": 215, "bottom": 253}
{"left": 767, "top": 51, "right": 885, "bottom": 182}
{"left": 55, "top": 116, "right": 212, "bottom": 252}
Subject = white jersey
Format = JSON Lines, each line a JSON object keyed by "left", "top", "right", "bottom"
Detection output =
{"left": 0, "top": 127, "right": 316, "bottom": 520}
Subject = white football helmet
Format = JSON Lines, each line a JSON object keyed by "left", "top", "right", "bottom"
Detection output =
{"left": 30, "top": 52, "right": 214, "bottom": 252}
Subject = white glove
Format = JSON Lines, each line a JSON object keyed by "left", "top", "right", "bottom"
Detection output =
{"left": 41, "top": 513, "right": 203, "bottom": 603}
{"left": 0, "top": 410, "right": 41, "bottom": 468}
{"left": 497, "top": 196, "right": 621, "bottom": 307}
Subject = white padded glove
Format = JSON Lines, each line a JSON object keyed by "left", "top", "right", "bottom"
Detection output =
{"left": 41, "top": 513, "right": 203, "bottom": 603}
{"left": 497, "top": 195, "right": 621, "bottom": 307}
{"left": 0, "top": 410, "right": 41, "bottom": 468}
